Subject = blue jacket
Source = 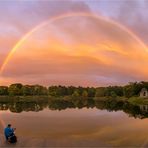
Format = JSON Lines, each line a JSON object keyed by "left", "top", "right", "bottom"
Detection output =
{"left": 4, "top": 127, "right": 14, "bottom": 139}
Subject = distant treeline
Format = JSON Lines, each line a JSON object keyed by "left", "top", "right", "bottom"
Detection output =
{"left": 0, "top": 81, "right": 148, "bottom": 98}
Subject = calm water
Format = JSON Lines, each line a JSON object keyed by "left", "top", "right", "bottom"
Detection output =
{"left": 0, "top": 101, "right": 148, "bottom": 147}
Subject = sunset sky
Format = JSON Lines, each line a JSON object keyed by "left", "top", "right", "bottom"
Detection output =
{"left": 0, "top": 0, "right": 148, "bottom": 86}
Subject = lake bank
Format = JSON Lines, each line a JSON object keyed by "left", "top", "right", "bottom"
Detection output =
{"left": 0, "top": 95, "right": 148, "bottom": 105}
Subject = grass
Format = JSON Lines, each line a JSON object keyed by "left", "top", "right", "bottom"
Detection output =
{"left": 128, "top": 96, "right": 148, "bottom": 105}
{"left": 94, "top": 96, "right": 128, "bottom": 102}
{"left": 0, "top": 95, "right": 148, "bottom": 106}
{"left": 0, "top": 96, "right": 50, "bottom": 103}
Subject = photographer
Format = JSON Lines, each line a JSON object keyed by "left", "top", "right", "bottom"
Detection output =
{"left": 4, "top": 124, "right": 17, "bottom": 143}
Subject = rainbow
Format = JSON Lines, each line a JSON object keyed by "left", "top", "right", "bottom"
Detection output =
{"left": 0, "top": 12, "right": 147, "bottom": 74}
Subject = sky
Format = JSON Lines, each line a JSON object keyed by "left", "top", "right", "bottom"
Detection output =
{"left": 0, "top": 0, "right": 148, "bottom": 86}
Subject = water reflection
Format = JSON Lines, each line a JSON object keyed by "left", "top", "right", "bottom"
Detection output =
{"left": 0, "top": 99, "right": 147, "bottom": 119}
{"left": 0, "top": 99, "right": 148, "bottom": 147}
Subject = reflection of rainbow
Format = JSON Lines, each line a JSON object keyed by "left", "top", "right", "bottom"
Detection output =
{"left": 0, "top": 12, "right": 147, "bottom": 74}
{"left": 0, "top": 116, "right": 5, "bottom": 128}
{"left": 0, "top": 114, "right": 6, "bottom": 137}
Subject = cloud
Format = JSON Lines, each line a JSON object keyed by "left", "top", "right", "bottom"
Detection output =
{"left": 0, "top": 0, "right": 91, "bottom": 81}
{"left": 112, "top": 0, "right": 148, "bottom": 46}
{"left": 1, "top": 1, "right": 148, "bottom": 86}
{"left": 0, "top": 0, "right": 91, "bottom": 33}
{"left": 0, "top": 0, "right": 91, "bottom": 54}
{"left": 87, "top": 0, "right": 148, "bottom": 46}
{"left": 1, "top": 15, "right": 148, "bottom": 86}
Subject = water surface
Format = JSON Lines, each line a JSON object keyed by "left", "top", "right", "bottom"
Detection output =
{"left": 0, "top": 105, "right": 148, "bottom": 147}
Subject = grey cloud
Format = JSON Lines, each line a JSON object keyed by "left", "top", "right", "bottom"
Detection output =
{"left": 110, "top": 0, "right": 148, "bottom": 46}
{"left": 87, "top": 0, "right": 148, "bottom": 45}
{"left": 0, "top": 0, "right": 91, "bottom": 32}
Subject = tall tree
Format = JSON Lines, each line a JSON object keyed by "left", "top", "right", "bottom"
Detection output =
{"left": 8, "top": 83, "right": 23, "bottom": 96}
{"left": 0, "top": 86, "right": 8, "bottom": 95}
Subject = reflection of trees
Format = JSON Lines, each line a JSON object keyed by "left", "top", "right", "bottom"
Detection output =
{"left": 0, "top": 103, "right": 9, "bottom": 110}
{"left": 0, "top": 98, "right": 147, "bottom": 119}
{"left": 0, "top": 102, "right": 48, "bottom": 113}
{"left": 9, "top": 102, "right": 47, "bottom": 113}
{"left": 95, "top": 100, "right": 148, "bottom": 119}
{"left": 48, "top": 98, "right": 95, "bottom": 110}
{"left": 48, "top": 99, "right": 75, "bottom": 110}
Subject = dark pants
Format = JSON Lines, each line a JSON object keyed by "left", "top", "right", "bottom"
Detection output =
{"left": 6, "top": 133, "right": 17, "bottom": 143}
{"left": 9, "top": 135, "right": 17, "bottom": 143}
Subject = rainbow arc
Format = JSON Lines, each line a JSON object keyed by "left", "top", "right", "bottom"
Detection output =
{"left": 0, "top": 12, "right": 147, "bottom": 74}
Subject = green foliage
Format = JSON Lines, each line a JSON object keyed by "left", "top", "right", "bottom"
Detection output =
{"left": 72, "top": 90, "right": 80, "bottom": 98}
{"left": 21, "top": 85, "right": 33, "bottom": 96}
{"left": 86, "top": 87, "right": 96, "bottom": 97}
{"left": 0, "top": 86, "right": 8, "bottom": 95}
{"left": 105, "top": 86, "right": 123, "bottom": 97}
{"left": 48, "top": 86, "right": 68, "bottom": 96}
{"left": 123, "top": 82, "right": 144, "bottom": 98}
{"left": 8, "top": 83, "right": 23, "bottom": 96}
{"left": 110, "top": 91, "right": 117, "bottom": 98}
{"left": 95, "top": 86, "right": 123, "bottom": 98}
{"left": 82, "top": 90, "right": 88, "bottom": 98}
{"left": 1, "top": 81, "right": 148, "bottom": 101}
{"left": 32, "top": 85, "right": 48, "bottom": 96}
{"left": 128, "top": 97, "right": 148, "bottom": 105}
{"left": 95, "top": 87, "right": 105, "bottom": 97}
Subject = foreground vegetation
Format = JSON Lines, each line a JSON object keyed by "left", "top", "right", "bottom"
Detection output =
{"left": 0, "top": 81, "right": 148, "bottom": 105}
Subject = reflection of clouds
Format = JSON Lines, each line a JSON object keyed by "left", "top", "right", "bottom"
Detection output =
{"left": 67, "top": 114, "right": 148, "bottom": 147}
{"left": 0, "top": 108, "right": 148, "bottom": 147}
{"left": 94, "top": 110, "right": 125, "bottom": 117}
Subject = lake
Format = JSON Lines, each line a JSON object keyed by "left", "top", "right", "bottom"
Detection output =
{"left": 0, "top": 101, "right": 148, "bottom": 147}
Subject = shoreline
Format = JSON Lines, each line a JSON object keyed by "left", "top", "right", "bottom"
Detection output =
{"left": 0, "top": 95, "right": 147, "bottom": 106}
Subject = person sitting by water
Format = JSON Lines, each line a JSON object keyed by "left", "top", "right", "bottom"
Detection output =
{"left": 4, "top": 124, "right": 17, "bottom": 143}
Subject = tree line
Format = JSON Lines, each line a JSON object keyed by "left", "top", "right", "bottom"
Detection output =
{"left": 0, "top": 81, "right": 148, "bottom": 98}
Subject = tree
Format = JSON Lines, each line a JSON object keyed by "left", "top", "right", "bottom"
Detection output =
{"left": 8, "top": 83, "right": 23, "bottom": 96}
{"left": 55, "top": 85, "right": 67, "bottom": 96}
{"left": 0, "top": 86, "right": 8, "bottom": 95}
{"left": 87, "top": 87, "right": 96, "bottom": 97}
{"left": 104, "top": 86, "right": 123, "bottom": 97}
{"left": 95, "top": 87, "right": 105, "bottom": 97}
{"left": 21, "top": 85, "right": 33, "bottom": 96}
{"left": 32, "top": 85, "right": 48, "bottom": 95}
{"left": 72, "top": 90, "right": 80, "bottom": 98}
{"left": 110, "top": 91, "right": 117, "bottom": 98}
{"left": 48, "top": 86, "right": 58, "bottom": 96}
{"left": 82, "top": 90, "right": 88, "bottom": 98}
{"left": 123, "top": 82, "right": 141, "bottom": 98}
{"left": 67, "top": 86, "right": 75, "bottom": 96}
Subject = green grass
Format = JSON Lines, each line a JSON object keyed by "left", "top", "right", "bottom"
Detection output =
{"left": 94, "top": 96, "right": 128, "bottom": 102}
{"left": 0, "top": 95, "right": 148, "bottom": 106}
{"left": 0, "top": 96, "right": 50, "bottom": 103}
{"left": 128, "top": 96, "right": 148, "bottom": 105}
